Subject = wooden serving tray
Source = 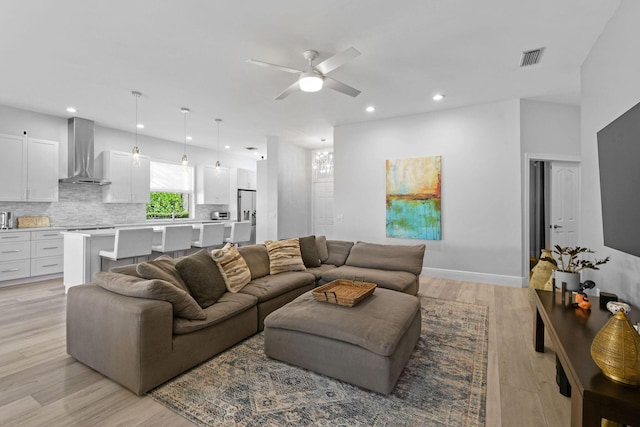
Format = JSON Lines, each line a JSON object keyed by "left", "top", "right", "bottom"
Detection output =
{"left": 312, "top": 279, "right": 376, "bottom": 307}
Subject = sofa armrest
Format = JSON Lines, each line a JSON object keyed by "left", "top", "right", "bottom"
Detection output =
{"left": 66, "top": 284, "right": 174, "bottom": 395}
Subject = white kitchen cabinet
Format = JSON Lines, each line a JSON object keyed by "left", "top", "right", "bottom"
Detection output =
{"left": 27, "top": 138, "right": 59, "bottom": 202}
{"left": 0, "top": 134, "right": 58, "bottom": 202}
{"left": 98, "top": 150, "right": 150, "bottom": 203}
{"left": 236, "top": 168, "right": 257, "bottom": 190}
{"left": 30, "top": 229, "right": 63, "bottom": 276}
{"left": 196, "top": 165, "right": 230, "bottom": 205}
{"left": 0, "top": 232, "right": 31, "bottom": 281}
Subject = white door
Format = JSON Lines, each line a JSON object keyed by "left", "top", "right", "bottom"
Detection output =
{"left": 550, "top": 162, "right": 580, "bottom": 248}
{"left": 0, "top": 134, "right": 27, "bottom": 201}
{"left": 313, "top": 181, "right": 334, "bottom": 237}
{"left": 130, "top": 155, "right": 150, "bottom": 203}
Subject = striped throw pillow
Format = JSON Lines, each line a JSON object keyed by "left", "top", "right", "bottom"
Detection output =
{"left": 265, "top": 238, "right": 306, "bottom": 275}
{"left": 211, "top": 243, "right": 251, "bottom": 292}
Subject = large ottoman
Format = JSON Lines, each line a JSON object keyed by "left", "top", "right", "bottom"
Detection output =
{"left": 263, "top": 287, "right": 421, "bottom": 395}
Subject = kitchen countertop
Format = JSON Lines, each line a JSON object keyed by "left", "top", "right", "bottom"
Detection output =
{"left": 0, "top": 219, "right": 234, "bottom": 233}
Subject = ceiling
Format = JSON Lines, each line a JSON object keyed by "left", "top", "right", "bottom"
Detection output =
{"left": 0, "top": 1, "right": 620, "bottom": 158}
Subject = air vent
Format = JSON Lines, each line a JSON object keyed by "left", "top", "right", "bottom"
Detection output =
{"left": 245, "top": 146, "right": 258, "bottom": 151}
{"left": 520, "top": 48, "right": 545, "bottom": 67}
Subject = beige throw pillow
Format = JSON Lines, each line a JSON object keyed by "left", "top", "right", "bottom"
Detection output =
{"left": 265, "top": 238, "right": 306, "bottom": 275}
{"left": 211, "top": 243, "right": 251, "bottom": 292}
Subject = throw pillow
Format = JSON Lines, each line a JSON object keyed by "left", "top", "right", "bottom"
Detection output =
{"left": 325, "top": 240, "right": 355, "bottom": 266}
{"left": 298, "top": 235, "right": 321, "bottom": 268}
{"left": 94, "top": 272, "right": 206, "bottom": 320}
{"left": 175, "top": 249, "right": 227, "bottom": 308}
{"left": 265, "top": 238, "right": 306, "bottom": 275}
{"left": 136, "top": 256, "right": 189, "bottom": 293}
{"left": 316, "top": 235, "right": 329, "bottom": 262}
{"left": 211, "top": 243, "right": 252, "bottom": 292}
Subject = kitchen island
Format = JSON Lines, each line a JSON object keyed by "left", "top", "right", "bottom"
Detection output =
{"left": 62, "top": 221, "right": 232, "bottom": 293}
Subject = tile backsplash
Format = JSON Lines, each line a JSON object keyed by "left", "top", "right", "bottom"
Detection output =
{"left": 0, "top": 184, "right": 224, "bottom": 226}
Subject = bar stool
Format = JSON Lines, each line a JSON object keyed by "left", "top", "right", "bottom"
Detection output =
{"left": 192, "top": 223, "right": 225, "bottom": 250}
{"left": 99, "top": 227, "right": 154, "bottom": 271}
{"left": 152, "top": 225, "right": 194, "bottom": 258}
{"left": 225, "top": 221, "right": 252, "bottom": 246}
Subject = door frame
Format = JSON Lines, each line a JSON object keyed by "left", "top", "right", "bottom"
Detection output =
{"left": 523, "top": 153, "right": 581, "bottom": 286}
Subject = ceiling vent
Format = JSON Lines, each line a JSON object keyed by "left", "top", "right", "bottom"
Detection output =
{"left": 520, "top": 48, "right": 545, "bottom": 67}
{"left": 245, "top": 146, "right": 258, "bottom": 151}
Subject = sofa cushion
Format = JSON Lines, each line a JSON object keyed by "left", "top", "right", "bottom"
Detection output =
{"left": 211, "top": 243, "right": 251, "bottom": 292}
{"left": 325, "top": 240, "right": 354, "bottom": 266}
{"left": 315, "top": 235, "right": 329, "bottom": 262}
{"left": 175, "top": 249, "right": 227, "bottom": 308}
{"left": 345, "top": 241, "right": 425, "bottom": 276}
{"left": 173, "top": 292, "right": 257, "bottom": 334}
{"left": 109, "top": 263, "right": 141, "bottom": 277}
{"left": 299, "top": 235, "right": 321, "bottom": 268}
{"left": 240, "top": 271, "right": 315, "bottom": 302}
{"left": 265, "top": 238, "right": 306, "bottom": 275}
{"left": 320, "top": 265, "right": 419, "bottom": 295}
{"left": 93, "top": 271, "right": 206, "bottom": 320}
{"left": 136, "top": 256, "right": 189, "bottom": 293}
{"left": 238, "top": 244, "right": 270, "bottom": 279}
{"left": 305, "top": 263, "right": 337, "bottom": 280}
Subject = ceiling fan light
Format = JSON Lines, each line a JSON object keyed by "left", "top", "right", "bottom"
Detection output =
{"left": 299, "top": 72, "right": 324, "bottom": 92}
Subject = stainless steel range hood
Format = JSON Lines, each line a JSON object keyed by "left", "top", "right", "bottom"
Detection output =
{"left": 59, "top": 117, "right": 111, "bottom": 185}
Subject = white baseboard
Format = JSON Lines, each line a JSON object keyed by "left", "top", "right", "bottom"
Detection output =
{"left": 422, "top": 267, "right": 524, "bottom": 288}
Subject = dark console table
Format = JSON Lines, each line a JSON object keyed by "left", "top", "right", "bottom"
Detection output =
{"left": 534, "top": 289, "right": 640, "bottom": 427}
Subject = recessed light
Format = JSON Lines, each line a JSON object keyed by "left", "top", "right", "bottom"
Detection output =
{"left": 432, "top": 94, "right": 445, "bottom": 101}
{"left": 136, "top": 123, "right": 144, "bottom": 129}
{"left": 365, "top": 106, "right": 375, "bottom": 113}
{"left": 66, "top": 107, "right": 77, "bottom": 113}
{"left": 224, "top": 145, "right": 230, "bottom": 149}
{"left": 186, "top": 136, "right": 192, "bottom": 141}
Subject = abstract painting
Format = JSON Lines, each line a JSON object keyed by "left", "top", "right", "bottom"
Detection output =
{"left": 386, "top": 156, "right": 441, "bottom": 240}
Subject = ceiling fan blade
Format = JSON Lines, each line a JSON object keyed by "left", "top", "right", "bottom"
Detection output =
{"left": 275, "top": 81, "right": 301, "bottom": 100}
{"left": 246, "top": 59, "right": 303, "bottom": 74}
{"left": 324, "top": 77, "right": 361, "bottom": 98}
{"left": 315, "top": 47, "right": 361, "bottom": 75}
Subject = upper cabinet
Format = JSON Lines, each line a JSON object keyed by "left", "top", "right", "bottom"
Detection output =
{"left": 235, "top": 168, "right": 257, "bottom": 190}
{"left": 98, "top": 150, "right": 150, "bottom": 203}
{"left": 196, "top": 165, "right": 230, "bottom": 205}
{"left": 0, "top": 134, "right": 58, "bottom": 202}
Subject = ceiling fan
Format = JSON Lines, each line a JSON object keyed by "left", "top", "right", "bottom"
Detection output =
{"left": 247, "top": 47, "right": 361, "bottom": 100}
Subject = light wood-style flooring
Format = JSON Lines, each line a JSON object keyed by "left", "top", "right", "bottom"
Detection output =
{"left": 0, "top": 277, "right": 570, "bottom": 426}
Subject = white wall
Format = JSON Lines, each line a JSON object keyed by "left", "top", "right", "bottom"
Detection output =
{"left": 580, "top": 0, "right": 640, "bottom": 306}
{"left": 520, "top": 100, "right": 581, "bottom": 155}
{"left": 276, "top": 140, "right": 312, "bottom": 239}
{"left": 334, "top": 100, "right": 523, "bottom": 285}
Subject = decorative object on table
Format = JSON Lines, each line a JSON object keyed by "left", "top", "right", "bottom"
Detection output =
{"left": 607, "top": 301, "right": 632, "bottom": 315}
{"left": 312, "top": 278, "right": 376, "bottom": 307}
{"left": 386, "top": 155, "right": 441, "bottom": 240}
{"left": 600, "top": 291, "right": 619, "bottom": 310}
{"left": 590, "top": 308, "right": 640, "bottom": 386}
{"left": 541, "top": 245, "right": 610, "bottom": 291}
{"left": 572, "top": 280, "right": 595, "bottom": 310}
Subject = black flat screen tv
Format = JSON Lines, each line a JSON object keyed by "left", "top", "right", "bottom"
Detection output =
{"left": 597, "top": 100, "right": 640, "bottom": 257}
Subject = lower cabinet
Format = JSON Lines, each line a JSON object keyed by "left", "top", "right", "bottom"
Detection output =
{"left": 0, "top": 230, "right": 64, "bottom": 283}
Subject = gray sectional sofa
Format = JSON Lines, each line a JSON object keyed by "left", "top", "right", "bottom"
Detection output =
{"left": 66, "top": 236, "right": 425, "bottom": 395}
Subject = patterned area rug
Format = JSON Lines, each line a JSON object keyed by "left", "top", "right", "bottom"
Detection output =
{"left": 149, "top": 297, "right": 489, "bottom": 426}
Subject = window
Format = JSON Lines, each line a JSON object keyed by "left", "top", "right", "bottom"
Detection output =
{"left": 146, "top": 161, "right": 194, "bottom": 219}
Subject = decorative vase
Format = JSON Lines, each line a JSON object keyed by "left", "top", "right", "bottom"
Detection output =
{"left": 554, "top": 271, "right": 580, "bottom": 291}
{"left": 590, "top": 310, "right": 640, "bottom": 386}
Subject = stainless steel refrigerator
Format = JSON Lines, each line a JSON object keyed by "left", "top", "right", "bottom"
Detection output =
{"left": 238, "top": 189, "right": 256, "bottom": 243}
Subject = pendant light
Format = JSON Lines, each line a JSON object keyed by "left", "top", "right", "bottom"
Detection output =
{"left": 181, "top": 107, "right": 190, "bottom": 166}
{"left": 215, "top": 118, "right": 222, "bottom": 174}
{"left": 132, "top": 91, "right": 142, "bottom": 167}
